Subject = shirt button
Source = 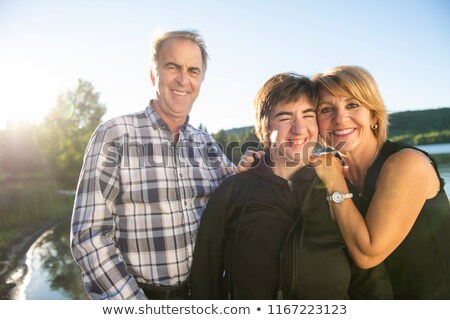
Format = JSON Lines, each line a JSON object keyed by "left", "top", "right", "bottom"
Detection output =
{"left": 184, "top": 201, "right": 188, "bottom": 206}
{"left": 179, "top": 173, "right": 183, "bottom": 178}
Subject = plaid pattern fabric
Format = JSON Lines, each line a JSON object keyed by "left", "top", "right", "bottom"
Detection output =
{"left": 70, "top": 103, "right": 235, "bottom": 299}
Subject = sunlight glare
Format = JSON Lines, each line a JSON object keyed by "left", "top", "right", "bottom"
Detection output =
{"left": 0, "top": 63, "right": 62, "bottom": 128}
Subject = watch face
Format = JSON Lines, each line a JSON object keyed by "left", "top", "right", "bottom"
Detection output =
{"left": 332, "top": 192, "right": 344, "bottom": 203}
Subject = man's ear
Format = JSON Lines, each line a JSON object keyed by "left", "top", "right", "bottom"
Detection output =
{"left": 150, "top": 68, "right": 156, "bottom": 86}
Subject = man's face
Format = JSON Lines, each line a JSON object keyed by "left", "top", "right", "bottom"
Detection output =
{"left": 150, "top": 38, "right": 204, "bottom": 125}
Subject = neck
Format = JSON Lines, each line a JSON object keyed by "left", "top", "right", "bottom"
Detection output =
{"left": 161, "top": 115, "right": 186, "bottom": 135}
{"left": 151, "top": 100, "right": 187, "bottom": 135}
{"left": 271, "top": 158, "right": 306, "bottom": 181}
{"left": 343, "top": 140, "right": 381, "bottom": 190}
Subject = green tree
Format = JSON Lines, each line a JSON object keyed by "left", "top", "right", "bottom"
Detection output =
{"left": 41, "top": 79, "right": 106, "bottom": 188}
{"left": 212, "top": 129, "right": 228, "bottom": 150}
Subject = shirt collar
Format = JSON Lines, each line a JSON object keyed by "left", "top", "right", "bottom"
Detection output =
{"left": 145, "top": 100, "right": 190, "bottom": 133}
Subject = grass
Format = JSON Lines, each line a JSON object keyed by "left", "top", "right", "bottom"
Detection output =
{"left": 0, "top": 176, "right": 74, "bottom": 253}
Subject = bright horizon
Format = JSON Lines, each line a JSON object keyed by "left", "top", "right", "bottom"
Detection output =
{"left": 0, "top": 0, "right": 449, "bottom": 133}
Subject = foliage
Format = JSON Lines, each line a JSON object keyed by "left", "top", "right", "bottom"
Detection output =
{"left": 41, "top": 79, "right": 106, "bottom": 188}
{"left": 0, "top": 178, "right": 74, "bottom": 251}
{"left": 390, "top": 130, "right": 450, "bottom": 145}
{"left": 388, "top": 107, "right": 450, "bottom": 138}
{"left": 0, "top": 79, "right": 106, "bottom": 251}
{"left": 212, "top": 127, "right": 260, "bottom": 165}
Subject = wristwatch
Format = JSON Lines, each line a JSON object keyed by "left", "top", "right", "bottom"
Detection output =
{"left": 326, "top": 191, "right": 353, "bottom": 204}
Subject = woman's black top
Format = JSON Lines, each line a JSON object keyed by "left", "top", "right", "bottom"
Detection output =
{"left": 349, "top": 140, "right": 450, "bottom": 299}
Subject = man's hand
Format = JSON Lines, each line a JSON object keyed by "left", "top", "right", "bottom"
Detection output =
{"left": 237, "top": 150, "right": 265, "bottom": 173}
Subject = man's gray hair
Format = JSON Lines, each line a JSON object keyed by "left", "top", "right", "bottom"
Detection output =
{"left": 151, "top": 30, "right": 209, "bottom": 74}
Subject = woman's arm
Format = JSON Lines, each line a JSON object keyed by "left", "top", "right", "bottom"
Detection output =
{"left": 313, "top": 150, "right": 440, "bottom": 268}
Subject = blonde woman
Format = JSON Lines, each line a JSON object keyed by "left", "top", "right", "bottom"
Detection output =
{"left": 312, "top": 65, "right": 450, "bottom": 299}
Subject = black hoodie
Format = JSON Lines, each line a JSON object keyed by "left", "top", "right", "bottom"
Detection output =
{"left": 190, "top": 155, "right": 392, "bottom": 299}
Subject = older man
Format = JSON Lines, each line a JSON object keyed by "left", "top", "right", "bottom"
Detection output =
{"left": 71, "top": 30, "right": 235, "bottom": 300}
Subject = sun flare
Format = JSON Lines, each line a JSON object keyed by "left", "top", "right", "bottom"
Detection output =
{"left": 0, "top": 64, "right": 62, "bottom": 128}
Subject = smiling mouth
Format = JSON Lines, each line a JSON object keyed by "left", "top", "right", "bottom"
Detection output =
{"left": 173, "top": 90, "right": 188, "bottom": 96}
{"left": 289, "top": 138, "right": 307, "bottom": 147}
{"left": 333, "top": 128, "right": 355, "bottom": 136}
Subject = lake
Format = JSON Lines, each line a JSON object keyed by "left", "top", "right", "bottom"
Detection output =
{"left": 416, "top": 143, "right": 450, "bottom": 196}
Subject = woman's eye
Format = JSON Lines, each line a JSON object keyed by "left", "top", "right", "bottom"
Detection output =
{"left": 319, "top": 106, "right": 332, "bottom": 114}
{"left": 347, "top": 103, "right": 359, "bottom": 109}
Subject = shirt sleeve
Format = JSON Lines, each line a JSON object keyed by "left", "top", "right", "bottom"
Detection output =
{"left": 70, "top": 122, "right": 146, "bottom": 300}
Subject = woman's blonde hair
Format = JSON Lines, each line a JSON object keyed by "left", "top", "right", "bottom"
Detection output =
{"left": 313, "top": 65, "right": 389, "bottom": 143}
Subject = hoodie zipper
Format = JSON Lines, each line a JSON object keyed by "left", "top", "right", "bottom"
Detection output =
{"left": 288, "top": 180, "right": 300, "bottom": 298}
{"left": 276, "top": 180, "right": 301, "bottom": 298}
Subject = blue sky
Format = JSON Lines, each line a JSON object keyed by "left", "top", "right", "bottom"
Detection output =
{"left": 0, "top": 0, "right": 449, "bottom": 133}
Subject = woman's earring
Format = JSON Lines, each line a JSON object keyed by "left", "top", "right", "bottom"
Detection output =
{"left": 371, "top": 124, "right": 378, "bottom": 130}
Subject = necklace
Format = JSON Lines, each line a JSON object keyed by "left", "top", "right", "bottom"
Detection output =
{"left": 348, "top": 146, "right": 380, "bottom": 197}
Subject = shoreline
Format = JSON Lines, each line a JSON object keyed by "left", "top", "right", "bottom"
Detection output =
{"left": 0, "top": 217, "right": 69, "bottom": 299}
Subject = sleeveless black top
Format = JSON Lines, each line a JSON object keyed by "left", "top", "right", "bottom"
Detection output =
{"left": 348, "top": 140, "right": 450, "bottom": 299}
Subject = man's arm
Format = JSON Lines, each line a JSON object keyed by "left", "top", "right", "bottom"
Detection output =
{"left": 70, "top": 122, "right": 146, "bottom": 300}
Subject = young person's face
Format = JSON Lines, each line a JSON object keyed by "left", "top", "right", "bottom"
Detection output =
{"left": 150, "top": 38, "right": 204, "bottom": 124}
{"left": 317, "top": 88, "right": 377, "bottom": 153}
{"left": 268, "top": 97, "right": 318, "bottom": 166}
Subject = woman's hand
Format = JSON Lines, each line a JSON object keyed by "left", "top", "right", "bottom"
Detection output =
{"left": 310, "top": 152, "right": 347, "bottom": 190}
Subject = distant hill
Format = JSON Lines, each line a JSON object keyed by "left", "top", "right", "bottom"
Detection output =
{"left": 388, "top": 107, "right": 450, "bottom": 137}
{"left": 219, "top": 126, "right": 253, "bottom": 136}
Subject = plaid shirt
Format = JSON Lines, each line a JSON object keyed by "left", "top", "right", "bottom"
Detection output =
{"left": 70, "top": 103, "right": 235, "bottom": 299}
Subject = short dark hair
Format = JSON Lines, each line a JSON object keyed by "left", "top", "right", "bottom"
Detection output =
{"left": 254, "top": 72, "right": 318, "bottom": 147}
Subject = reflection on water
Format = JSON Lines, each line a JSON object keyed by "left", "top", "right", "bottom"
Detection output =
{"left": 20, "top": 219, "right": 88, "bottom": 300}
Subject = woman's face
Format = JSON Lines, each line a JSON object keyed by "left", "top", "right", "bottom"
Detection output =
{"left": 317, "top": 88, "right": 378, "bottom": 154}
{"left": 268, "top": 97, "right": 318, "bottom": 165}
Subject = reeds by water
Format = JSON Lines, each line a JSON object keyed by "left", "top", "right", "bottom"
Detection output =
{"left": 0, "top": 178, "right": 74, "bottom": 251}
